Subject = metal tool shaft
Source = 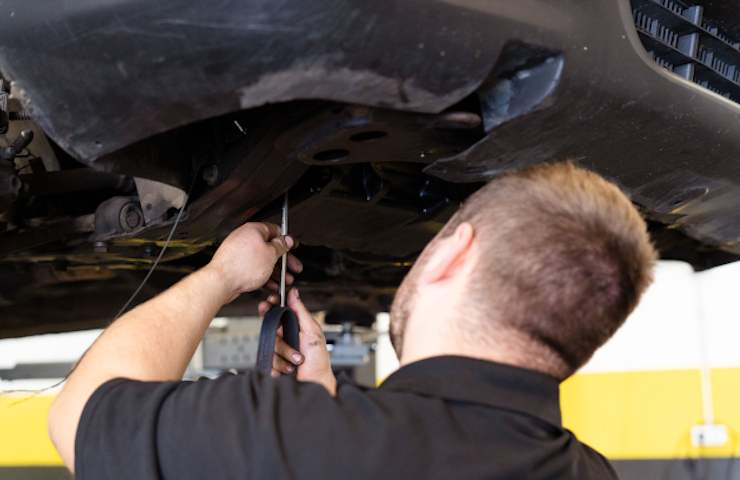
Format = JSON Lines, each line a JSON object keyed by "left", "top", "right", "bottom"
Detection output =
{"left": 280, "top": 192, "right": 288, "bottom": 307}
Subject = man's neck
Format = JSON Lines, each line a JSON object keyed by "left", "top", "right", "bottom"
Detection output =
{"left": 399, "top": 311, "right": 567, "bottom": 380}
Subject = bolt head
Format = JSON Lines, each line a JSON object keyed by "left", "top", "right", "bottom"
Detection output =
{"left": 93, "top": 241, "right": 108, "bottom": 254}
{"left": 142, "top": 243, "right": 157, "bottom": 259}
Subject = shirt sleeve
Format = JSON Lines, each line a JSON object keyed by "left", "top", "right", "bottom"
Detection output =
{"left": 74, "top": 372, "right": 348, "bottom": 480}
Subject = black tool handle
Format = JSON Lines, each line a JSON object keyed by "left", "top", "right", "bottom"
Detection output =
{"left": 256, "top": 306, "right": 300, "bottom": 374}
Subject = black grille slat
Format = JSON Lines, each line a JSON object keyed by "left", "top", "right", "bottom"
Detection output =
{"left": 631, "top": 0, "right": 740, "bottom": 105}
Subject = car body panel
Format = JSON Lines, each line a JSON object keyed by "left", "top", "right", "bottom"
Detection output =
{"left": 3, "top": 0, "right": 740, "bottom": 337}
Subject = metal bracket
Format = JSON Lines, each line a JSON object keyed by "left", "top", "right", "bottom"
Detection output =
{"left": 134, "top": 177, "right": 187, "bottom": 225}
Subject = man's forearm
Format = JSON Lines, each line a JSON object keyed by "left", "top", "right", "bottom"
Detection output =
{"left": 48, "top": 265, "right": 230, "bottom": 470}
{"left": 76, "top": 266, "right": 228, "bottom": 380}
{"left": 48, "top": 221, "right": 296, "bottom": 472}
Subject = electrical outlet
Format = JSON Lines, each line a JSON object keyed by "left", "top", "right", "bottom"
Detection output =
{"left": 691, "top": 424, "right": 728, "bottom": 447}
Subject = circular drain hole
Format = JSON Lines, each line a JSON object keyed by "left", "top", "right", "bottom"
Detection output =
{"left": 313, "top": 149, "right": 350, "bottom": 161}
{"left": 349, "top": 130, "right": 388, "bottom": 142}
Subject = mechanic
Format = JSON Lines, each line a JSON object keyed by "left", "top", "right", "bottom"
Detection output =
{"left": 47, "top": 162, "right": 656, "bottom": 480}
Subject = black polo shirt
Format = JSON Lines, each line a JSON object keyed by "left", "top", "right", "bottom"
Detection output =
{"left": 75, "top": 356, "right": 617, "bottom": 480}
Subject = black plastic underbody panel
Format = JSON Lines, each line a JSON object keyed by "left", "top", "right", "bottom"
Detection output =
{"left": 2, "top": 0, "right": 740, "bottom": 336}
{"left": 0, "top": 0, "right": 739, "bottom": 257}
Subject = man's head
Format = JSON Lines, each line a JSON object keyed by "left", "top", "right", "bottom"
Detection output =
{"left": 390, "top": 162, "right": 657, "bottom": 380}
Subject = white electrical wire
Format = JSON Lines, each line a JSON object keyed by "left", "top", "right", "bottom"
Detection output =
{"left": 113, "top": 163, "right": 202, "bottom": 320}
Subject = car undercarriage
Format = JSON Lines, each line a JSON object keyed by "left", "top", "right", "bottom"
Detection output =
{"left": 2, "top": 0, "right": 740, "bottom": 338}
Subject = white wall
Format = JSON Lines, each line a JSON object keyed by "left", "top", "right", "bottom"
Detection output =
{"left": 0, "top": 329, "right": 103, "bottom": 392}
{"left": 582, "top": 260, "right": 740, "bottom": 374}
{"left": 698, "top": 262, "right": 740, "bottom": 368}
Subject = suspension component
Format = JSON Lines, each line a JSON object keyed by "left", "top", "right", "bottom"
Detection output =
{"left": 0, "top": 129, "right": 35, "bottom": 214}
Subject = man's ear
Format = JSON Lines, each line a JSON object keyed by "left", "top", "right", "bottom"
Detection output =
{"left": 421, "top": 222, "right": 475, "bottom": 285}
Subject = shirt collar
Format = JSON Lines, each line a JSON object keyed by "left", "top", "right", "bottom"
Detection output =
{"left": 379, "top": 355, "right": 562, "bottom": 427}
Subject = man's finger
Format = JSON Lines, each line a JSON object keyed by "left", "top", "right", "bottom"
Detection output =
{"left": 258, "top": 296, "right": 279, "bottom": 317}
{"left": 269, "top": 235, "right": 294, "bottom": 258}
{"left": 287, "top": 288, "right": 324, "bottom": 336}
{"left": 269, "top": 264, "right": 294, "bottom": 285}
{"left": 259, "top": 294, "right": 280, "bottom": 315}
{"left": 258, "top": 301, "right": 271, "bottom": 318}
{"left": 272, "top": 354, "right": 294, "bottom": 374}
{"left": 274, "top": 336, "right": 303, "bottom": 365}
{"left": 257, "top": 301, "right": 273, "bottom": 320}
{"left": 255, "top": 222, "right": 283, "bottom": 241}
{"left": 286, "top": 253, "right": 303, "bottom": 273}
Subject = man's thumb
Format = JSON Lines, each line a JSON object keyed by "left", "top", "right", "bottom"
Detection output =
{"left": 270, "top": 235, "right": 294, "bottom": 256}
{"left": 288, "top": 288, "right": 321, "bottom": 334}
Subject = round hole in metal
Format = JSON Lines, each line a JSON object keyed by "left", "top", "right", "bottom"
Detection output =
{"left": 349, "top": 130, "right": 388, "bottom": 142}
{"left": 313, "top": 149, "right": 350, "bottom": 161}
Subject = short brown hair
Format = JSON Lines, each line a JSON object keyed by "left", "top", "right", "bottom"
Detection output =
{"left": 441, "top": 162, "right": 657, "bottom": 378}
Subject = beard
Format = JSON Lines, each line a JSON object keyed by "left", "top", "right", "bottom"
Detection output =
{"left": 389, "top": 265, "right": 421, "bottom": 361}
{"left": 389, "top": 232, "right": 443, "bottom": 361}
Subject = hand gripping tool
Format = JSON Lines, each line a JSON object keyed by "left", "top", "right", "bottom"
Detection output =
{"left": 255, "top": 192, "right": 300, "bottom": 374}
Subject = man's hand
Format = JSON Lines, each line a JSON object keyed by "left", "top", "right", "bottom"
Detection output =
{"left": 49, "top": 221, "right": 302, "bottom": 472}
{"left": 207, "top": 222, "right": 302, "bottom": 302}
{"left": 259, "top": 288, "right": 337, "bottom": 396}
